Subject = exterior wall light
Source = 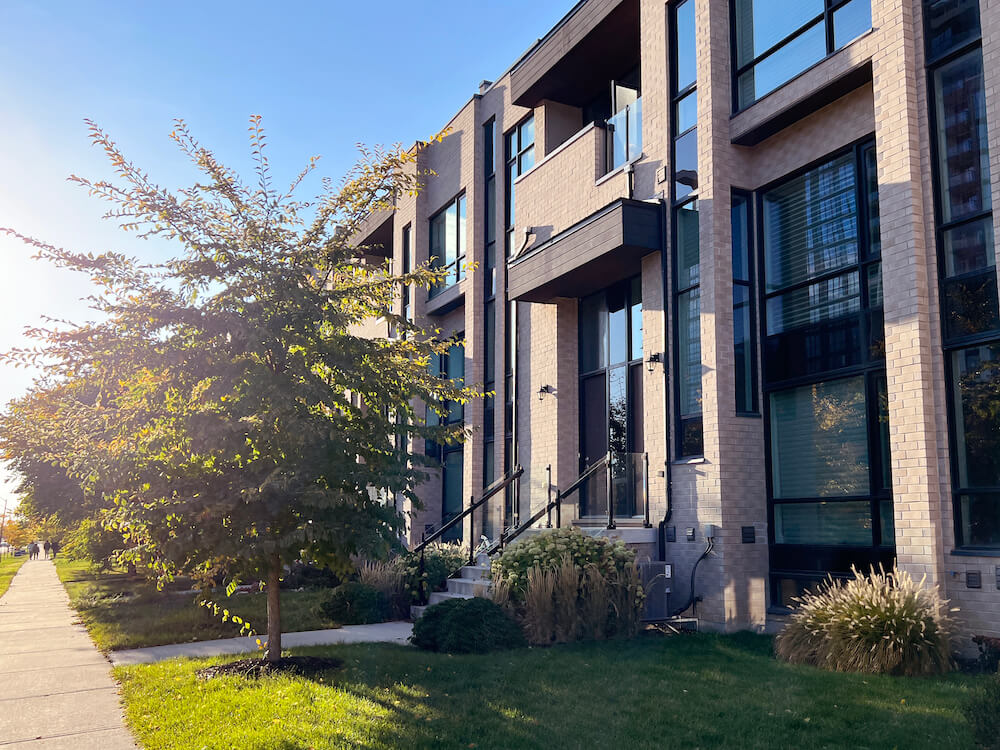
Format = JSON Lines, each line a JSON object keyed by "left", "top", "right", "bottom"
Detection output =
{"left": 646, "top": 352, "right": 662, "bottom": 372}
{"left": 538, "top": 384, "right": 555, "bottom": 401}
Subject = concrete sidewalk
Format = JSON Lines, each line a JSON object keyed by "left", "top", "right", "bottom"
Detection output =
{"left": 110, "top": 620, "right": 413, "bottom": 666}
{"left": 0, "top": 559, "right": 136, "bottom": 749}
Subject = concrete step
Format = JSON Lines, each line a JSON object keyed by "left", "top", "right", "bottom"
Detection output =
{"left": 410, "top": 604, "right": 427, "bottom": 620}
{"left": 447, "top": 577, "right": 491, "bottom": 597}
{"left": 460, "top": 564, "right": 491, "bottom": 580}
{"left": 427, "top": 590, "right": 472, "bottom": 606}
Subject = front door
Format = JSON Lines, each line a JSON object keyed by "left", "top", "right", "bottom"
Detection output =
{"left": 578, "top": 277, "right": 644, "bottom": 519}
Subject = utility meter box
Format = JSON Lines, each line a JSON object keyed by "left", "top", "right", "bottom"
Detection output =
{"left": 639, "top": 561, "right": 672, "bottom": 621}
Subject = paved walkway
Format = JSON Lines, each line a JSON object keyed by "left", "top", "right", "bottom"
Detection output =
{"left": 110, "top": 620, "right": 413, "bottom": 666}
{"left": 0, "top": 559, "right": 136, "bottom": 749}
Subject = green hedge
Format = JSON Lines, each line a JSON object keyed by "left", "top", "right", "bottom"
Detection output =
{"left": 411, "top": 597, "right": 526, "bottom": 654}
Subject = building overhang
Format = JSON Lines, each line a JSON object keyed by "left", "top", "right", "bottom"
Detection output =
{"left": 348, "top": 206, "right": 394, "bottom": 257}
{"left": 507, "top": 198, "right": 662, "bottom": 303}
{"left": 510, "top": 0, "right": 639, "bottom": 109}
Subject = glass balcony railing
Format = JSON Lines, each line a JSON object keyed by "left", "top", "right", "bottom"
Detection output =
{"left": 606, "top": 97, "right": 643, "bottom": 173}
{"left": 579, "top": 451, "right": 649, "bottom": 522}
{"left": 428, "top": 257, "right": 465, "bottom": 298}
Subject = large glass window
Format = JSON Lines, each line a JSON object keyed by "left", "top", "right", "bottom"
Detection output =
{"left": 733, "top": 0, "right": 872, "bottom": 110}
{"left": 401, "top": 224, "right": 412, "bottom": 324}
{"left": 429, "top": 195, "right": 466, "bottom": 296}
{"left": 761, "top": 142, "right": 892, "bottom": 604}
{"left": 924, "top": 0, "right": 1000, "bottom": 549}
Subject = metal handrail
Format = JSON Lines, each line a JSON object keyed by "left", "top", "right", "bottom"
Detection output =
{"left": 486, "top": 454, "right": 609, "bottom": 556}
{"left": 413, "top": 465, "right": 523, "bottom": 605}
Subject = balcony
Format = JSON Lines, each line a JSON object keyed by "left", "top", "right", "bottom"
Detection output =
{"left": 605, "top": 97, "right": 642, "bottom": 172}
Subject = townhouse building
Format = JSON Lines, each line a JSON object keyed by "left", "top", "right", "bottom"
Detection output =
{"left": 351, "top": 0, "right": 1000, "bottom": 638}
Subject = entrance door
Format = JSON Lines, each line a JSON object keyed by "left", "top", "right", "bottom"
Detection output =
{"left": 578, "top": 277, "right": 644, "bottom": 519}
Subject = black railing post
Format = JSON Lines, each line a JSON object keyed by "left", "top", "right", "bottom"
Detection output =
{"left": 418, "top": 529, "right": 428, "bottom": 606}
{"left": 643, "top": 452, "right": 652, "bottom": 528}
{"left": 606, "top": 450, "right": 616, "bottom": 530}
{"left": 468, "top": 494, "right": 476, "bottom": 566}
{"left": 546, "top": 464, "right": 553, "bottom": 528}
{"left": 555, "top": 489, "right": 562, "bottom": 529}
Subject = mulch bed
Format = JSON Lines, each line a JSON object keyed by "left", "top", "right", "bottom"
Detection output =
{"left": 197, "top": 656, "right": 344, "bottom": 680}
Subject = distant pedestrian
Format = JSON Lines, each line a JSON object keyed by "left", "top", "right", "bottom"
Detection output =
{"left": 43, "top": 541, "right": 51, "bottom": 560}
{"left": 27, "top": 542, "right": 37, "bottom": 560}
{"left": 50, "top": 541, "right": 59, "bottom": 559}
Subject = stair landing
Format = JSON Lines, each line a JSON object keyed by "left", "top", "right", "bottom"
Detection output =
{"left": 410, "top": 556, "right": 492, "bottom": 620}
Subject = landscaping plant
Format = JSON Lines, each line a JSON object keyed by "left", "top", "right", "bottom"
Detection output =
{"left": 357, "top": 559, "right": 409, "bottom": 618}
{"left": 775, "top": 565, "right": 954, "bottom": 676}
{"left": 410, "top": 596, "right": 525, "bottom": 654}
{"left": 398, "top": 543, "right": 465, "bottom": 603}
{"left": 962, "top": 674, "right": 1000, "bottom": 749}
{"left": 319, "top": 582, "right": 390, "bottom": 625}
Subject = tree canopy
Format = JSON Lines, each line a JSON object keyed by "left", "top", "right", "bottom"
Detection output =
{"left": 0, "top": 117, "right": 478, "bottom": 660}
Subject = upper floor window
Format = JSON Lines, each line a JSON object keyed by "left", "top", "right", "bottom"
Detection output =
{"left": 505, "top": 116, "right": 535, "bottom": 257}
{"left": 733, "top": 0, "right": 872, "bottom": 110}
{"left": 428, "top": 194, "right": 466, "bottom": 297}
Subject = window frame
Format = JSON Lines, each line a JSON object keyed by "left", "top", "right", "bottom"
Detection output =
{"left": 732, "top": 189, "right": 760, "bottom": 415}
{"left": 922, "top": 1, "right": 1000, "bottom": 553}
{"left": 428, "top": 193, "right": 467, "bottom": 298}
{"left": 729, "top": 0, "right": 872, "bottom": 112}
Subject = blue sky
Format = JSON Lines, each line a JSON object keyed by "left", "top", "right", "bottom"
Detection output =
{"left": 0, "top": 0, "right": 571, "bottom": 509}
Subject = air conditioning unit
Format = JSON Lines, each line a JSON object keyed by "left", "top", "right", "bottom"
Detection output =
{"left": 639, "top": 561, "right": 672, "bottom": 621}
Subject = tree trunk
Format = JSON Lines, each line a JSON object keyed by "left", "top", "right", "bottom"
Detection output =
{"left": 266, "top": 553, "right": 282, "bottom": 663}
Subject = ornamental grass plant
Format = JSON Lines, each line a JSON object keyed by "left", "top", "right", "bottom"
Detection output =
{"left": 775, "top": 565, "right": 954, "bottom": 676}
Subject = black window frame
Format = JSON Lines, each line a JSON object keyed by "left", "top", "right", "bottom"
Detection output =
{"left": 504, "top": 115, "right": 536, "bottom": 259}
{"left": 428, "top": 193, "right": 467, "bottom": 298}
{"left": 922, "top": 0, "right": 1000, "bottom": 553}
{"left": 732, "top": 189, "right": 760, "bottom": 415}
{"left": 729, "top": 0, "right": 873, "bottom": 112}
{"left": 755, "top": 138, "right": 893, "bottom": 606}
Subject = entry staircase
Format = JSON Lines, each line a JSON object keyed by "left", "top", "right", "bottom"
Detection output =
{"left": 409, "top": 454, "right": 643, "bottom": 620}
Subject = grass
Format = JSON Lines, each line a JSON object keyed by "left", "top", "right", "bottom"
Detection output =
{"left": 55, "top": 559, "right": 341, "bottom": 651}
{"left": 0, "top": 554, "right": 28, "bottom": 598}
{"left": 115, "top": 632, "right": 988, "bottom": 750}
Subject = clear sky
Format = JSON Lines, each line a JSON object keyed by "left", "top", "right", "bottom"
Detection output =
{"left": 0, "top": 0, "right": 572, "bottom": 512}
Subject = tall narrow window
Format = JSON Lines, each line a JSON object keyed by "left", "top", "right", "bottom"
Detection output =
{"left": 427, "top": 342, "right": 465, "bottom": 542}
{"left": 732, "top": 192, "right": 758, "bottom": 414}
{"left": 504, "top": 116, "right": 535, "bottom": 257}
{"left": 924, "top": 0, "right": 1000, "bottom": 550}
{"left": 429, "top": 195, "right": 466, "bottom": 296}
{"left": 672, "top": 0, "right": 702, "bottom": 457}
{"left": 761, "top": 142, "right": 891, "bottom": 606}
{"left": 401, "top": 224, "right": 412, "bottom": 324}
{"left": 483, "top": 118, "right": 498, "bottom": 534}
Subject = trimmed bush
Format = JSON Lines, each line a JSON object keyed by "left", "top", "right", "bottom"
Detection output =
{"left": 962, "top": 675, "right": 1000, "bottom": 749}
{"left": 972, "top": 634, "right": 1000, "bottom": 674}
{"left": 318, "top": 582, "right": 390, "bottom": 625}
{"left": 775, "top": 565, "right": 953, "bottom": 676}
{"left": 491, "top": 527, "right": 635, "bottom": 598}
{"left": 281, "top": 561, "right": 341, "bottom": 590}
{"left": 399, "top": 543, "right": 465, "bottom": 603}
{"left": 410, "top": 596, "right": 526, "bottom": 654}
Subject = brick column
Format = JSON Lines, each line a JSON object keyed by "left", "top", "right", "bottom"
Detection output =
{"left": 872, "top": 0, "right": 949, "bottom": 585}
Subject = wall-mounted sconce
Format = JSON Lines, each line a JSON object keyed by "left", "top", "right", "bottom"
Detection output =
{"left": 538, "top": 384, "right": 555, "bottom": 401}
{"left": 646, "top": 351, "right": 663, "bottom": 373}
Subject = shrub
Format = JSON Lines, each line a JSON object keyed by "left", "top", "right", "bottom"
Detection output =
{"left": 358, "top": 559, "right": 408, "bottom": 619}
{"left": 62, "top": 519, "right": 122, "bottom": 570}
{"left": 318, "top": 582, "right": 390, "bottom": 625}
{"left": 410, "top": 597, "right": 526, "bottom": 654}
{"left": 511, "top": 556, "right": 643, "bottom": 645}
{"left": 399, "top": 543, "right": 466, "bottom": 603}
{"left": 775, "top": 565, "right": 953, "bottom": 676}
{"left": 281, "top": 561, "right": 341, "bottom": 590}
{"left": 962, "top": 675, "right": 1000, "bottom": 749}
{"left": 491, "top": 527, "right": 635, "bottom": 599}
{"left": 972, "top": 634, "right": 1000, "bottom": 674}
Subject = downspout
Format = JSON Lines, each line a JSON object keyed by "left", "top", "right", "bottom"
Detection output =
{"left": 657, "top": 198, "right": 673, "bottom": 562}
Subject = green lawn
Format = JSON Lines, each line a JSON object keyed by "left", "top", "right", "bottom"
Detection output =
{"left": 55, "top": 559, "right": 340, "bottom": 651}
{"left": 115, "top": 633, "right": 986, "bottom": 750}
{"left": 0, "top": 555, "right": 28, "bottom": 598}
